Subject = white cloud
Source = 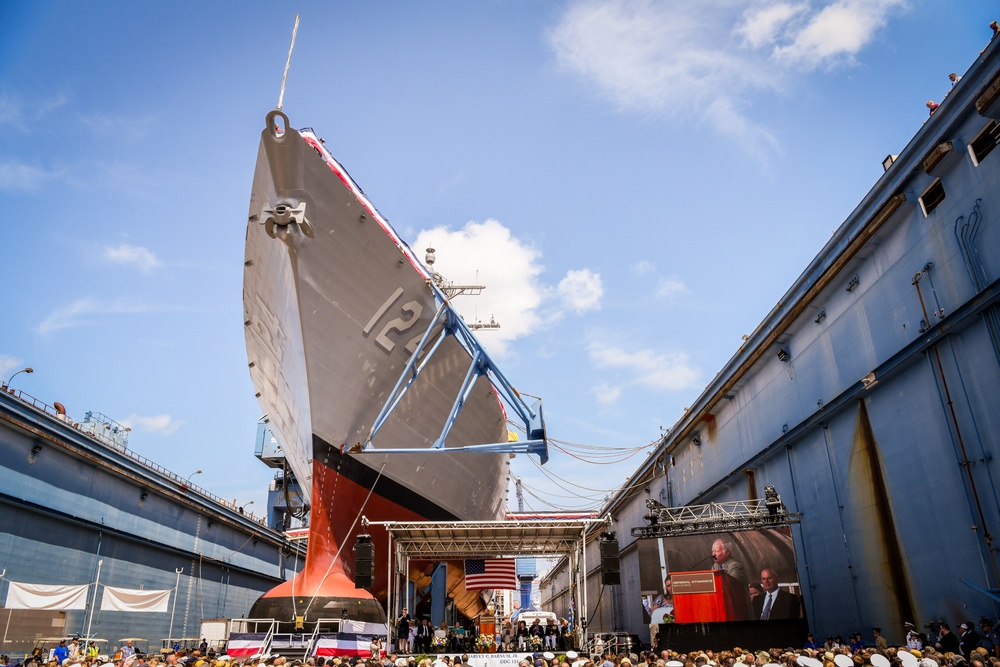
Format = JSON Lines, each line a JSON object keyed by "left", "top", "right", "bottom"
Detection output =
{"left": 589, "top": 341, "right": 700, "bottom": 391}
{"left": 80, "top": 112, "right": 159, "bottom": 140}
{"left": 549, "top": 0, "right": 906, "bottom": 152}
{"left": 557, "top": 268, "right": 604, "bottom": 314}
{"left": 415, "top": 220, "right": 604, "bottom": 355}
{"left": 737, "top": 2, "right": 809, "bottom": 48}
{"left": 656, "top": 276, "right": 690, "bottom": 299}
{"left": 122, "top": 413, "right": 185, "bottom": 436}
{"left": 593, "top": 382, "right": 623, "bottom": 405}
{"left": 414, "top": 220, "right": 545, "bottom": 356}
{"left": 0, "top": 92, "right": 69, "bottom": 132}
{"left": 0, "top": 161, "right": 58, "bottom": 191}
{"left": 37, "top": 297, "right": 152, "bottom": 335}
{"left": 631, "top": 260, "right": 656, "bottom": 275}
{"left": 104, "top": 243, "right": 163, "bottom": 273}
{"left": 0, "top": 354, "right": 24, "bottom": 381}
{"left": 38, "top": 93, "right": 70, "bottom": 116}
{"left": 773, "top": 0, "right": 906, "bottom": 68}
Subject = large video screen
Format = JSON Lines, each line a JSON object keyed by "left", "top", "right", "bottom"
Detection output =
{"left": 637, "top": 528, "right": 804, "bottom": 625}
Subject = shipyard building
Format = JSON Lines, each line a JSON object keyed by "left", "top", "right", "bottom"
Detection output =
{"left": 542, "top": 32, "right": 1000, "bottom": 649}
{"left": 0, "top": 387, "right": 302, "bottom": 656}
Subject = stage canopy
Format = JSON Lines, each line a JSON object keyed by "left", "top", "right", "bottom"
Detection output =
{"left": 367, "top": 518, "right": 604, "bottom": 559}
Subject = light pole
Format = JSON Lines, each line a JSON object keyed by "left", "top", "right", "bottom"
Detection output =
{"left": 186, "top": 470, "right": 202, "bottom": 482}
{"left": 3, "top": 367, "right": 33, "bottom": 390}
{"left": 239, "top": 500, "right": 254, "bottom": 515}
{"left": 168, "top": 567, "right": 183, "bottom": 648}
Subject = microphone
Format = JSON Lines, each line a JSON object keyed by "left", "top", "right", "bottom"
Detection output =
{"left": 687, "top": 554, "right": 714, "bottom": 570}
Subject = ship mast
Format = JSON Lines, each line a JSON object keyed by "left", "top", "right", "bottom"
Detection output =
{"left": 424, "top": 246, "right": 500, "bottom": 330}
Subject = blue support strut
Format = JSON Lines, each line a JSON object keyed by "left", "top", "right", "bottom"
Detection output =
{"left": 357, "top": 288, "right": 548, "bottom": 464}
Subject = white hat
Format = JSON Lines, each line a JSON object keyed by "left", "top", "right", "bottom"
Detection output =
{"left": 566, "top": 653, "right": 578, "bottom": 660}
{"left": 543, "top": 654, "right": 555, "bottom": 661}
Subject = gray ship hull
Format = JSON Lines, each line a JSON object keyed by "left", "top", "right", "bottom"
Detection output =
{"left": 243, "top": 112, "right": 509, "bottom": 618}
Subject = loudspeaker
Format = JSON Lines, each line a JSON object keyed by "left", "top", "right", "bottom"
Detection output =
{"left": 355, "top": 535, "right": 374, "bottom": 591}
{"left": 600, "top": 538, "right": 620, "bottom": 585}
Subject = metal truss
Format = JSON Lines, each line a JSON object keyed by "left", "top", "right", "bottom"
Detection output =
{"left": 631, "top": 488, "right": 800, "bottom": 539}
{"left": 365, "top": 517, "right": 607, "bottom": 559}
{"left": 358, "top": 291, "right": 548, "bottom": 464}
{"left": 371, "top": 516, "right": 605, "bottom": 652}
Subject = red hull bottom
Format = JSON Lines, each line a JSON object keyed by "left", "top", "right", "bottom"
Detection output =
{"left": 250, "top": 457, "right": 424, "bottom": 625}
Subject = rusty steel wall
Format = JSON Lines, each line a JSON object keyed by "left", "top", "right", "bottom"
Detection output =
{"left": 544, "top": 38, "right": 1000, "bottom": 645}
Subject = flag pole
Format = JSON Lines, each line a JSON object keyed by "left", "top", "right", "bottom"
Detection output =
{"left": 277, "top": 14, "right": 301, "bottom": 111}
{"left": 0, "top": 569, "right": 10, "bottom": 646}
{"left": 85, "top": 559, "right": 103, "bottom": 639}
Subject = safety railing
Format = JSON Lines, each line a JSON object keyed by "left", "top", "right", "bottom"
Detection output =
{"left": 2, "top": 387, "right": 273, "bottom": 529}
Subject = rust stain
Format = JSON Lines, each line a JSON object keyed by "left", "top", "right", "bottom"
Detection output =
{"left": 702, "top": 412, "right": 718, "bottom": 441}
{"left": 850, "top": 399, "right": 916, "bottom": 629}
{"left": 743, "top": 468, "right": 758, "bottom": 501}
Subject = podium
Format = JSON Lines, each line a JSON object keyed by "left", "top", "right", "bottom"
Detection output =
{"left": 670, "top": 570, "right": 749, "bottom": 622}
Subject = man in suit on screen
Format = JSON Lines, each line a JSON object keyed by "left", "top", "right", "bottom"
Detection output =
{"left": 752, "top": 568, "right": 801, "bottom": 620}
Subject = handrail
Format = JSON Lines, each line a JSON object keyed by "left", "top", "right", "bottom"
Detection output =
{"left": 303, "top": 619, "right": 343, "bottom": 658}
{"left": 1, "top": 387, "right": 273, "bottom": 529}
{"left": 303, "top": 625, "right": 322, "bottom": 659}
{"left": 260, "top": 623, "right": 276, "bottom": 658}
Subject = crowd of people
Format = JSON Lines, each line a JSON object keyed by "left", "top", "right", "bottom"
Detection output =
{"left": 393, "top": 609, "right": 573, "bottom": 654}
{"left": 5, "top": 616, "right": 1000, "bottom": 667}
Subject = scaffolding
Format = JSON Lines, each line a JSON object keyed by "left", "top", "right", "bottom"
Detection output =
{"left": 363, "top": 516, "right": 610, "bottom": 648}
{"left": 631, "top": 487, "right": 801, "bottom": 539}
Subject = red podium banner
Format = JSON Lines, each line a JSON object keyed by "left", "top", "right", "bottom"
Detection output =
{"left": 671, "top": 571, "right": 749, "bottom": 622}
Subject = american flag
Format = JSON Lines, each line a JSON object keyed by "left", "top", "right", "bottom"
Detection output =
{"left": 464, "top": 558, "right": 517, "bottom": 590}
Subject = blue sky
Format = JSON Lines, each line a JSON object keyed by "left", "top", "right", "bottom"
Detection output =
{"left": 1, "top": 1, "right": 994, "bottom": 515}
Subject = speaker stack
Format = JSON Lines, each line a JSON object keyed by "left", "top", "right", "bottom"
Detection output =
{"left": 355, "top": 534, "right": 374, "bottom": 591}
{"left": 600, "top": 535, "right": 620, "bottom": 585}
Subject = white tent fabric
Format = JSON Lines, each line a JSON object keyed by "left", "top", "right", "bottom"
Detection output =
{"left": 5, "top": 583, "right": 89, "bottom": 610}
{"left": 100, "top": 586, "right": 171, "bottom": 612}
